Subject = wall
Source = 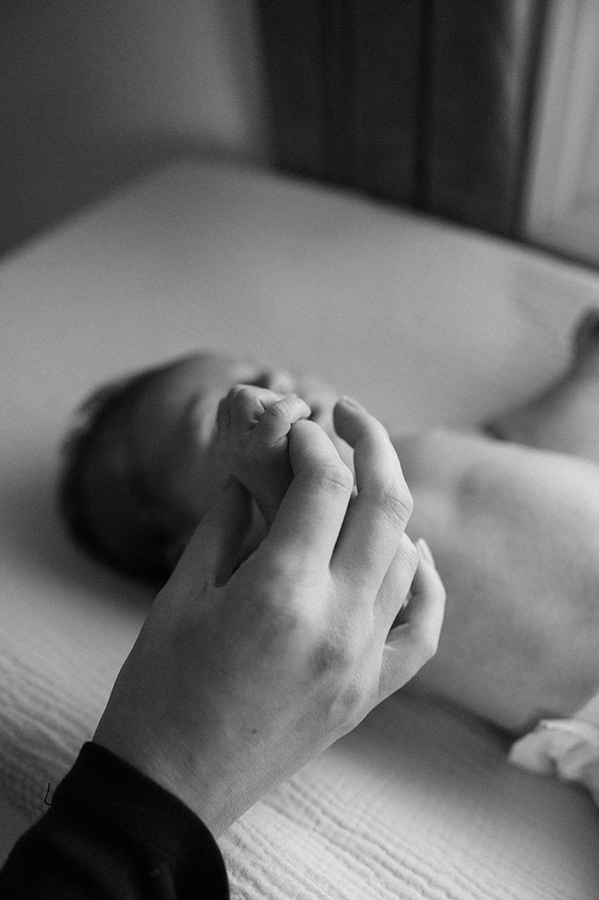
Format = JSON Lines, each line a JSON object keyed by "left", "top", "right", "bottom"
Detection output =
{"left": 0, "top": 0, "right": 270, "bottom": 257}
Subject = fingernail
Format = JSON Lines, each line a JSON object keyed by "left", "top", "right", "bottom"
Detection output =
{"left": 417, "top": 538, "right": 436, "bottom": 568}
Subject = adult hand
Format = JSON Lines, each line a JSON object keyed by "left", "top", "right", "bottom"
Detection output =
{"left": 94, "top": 397, "right": 445, "bottom": 836}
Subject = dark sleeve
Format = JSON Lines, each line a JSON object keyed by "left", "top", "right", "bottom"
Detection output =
{"left": 0, "top": 742, "right": 230, "bottom": 899}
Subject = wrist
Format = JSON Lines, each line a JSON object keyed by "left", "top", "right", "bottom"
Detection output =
{"left": 92, "top": 722, "right": 244, "bottom": 837}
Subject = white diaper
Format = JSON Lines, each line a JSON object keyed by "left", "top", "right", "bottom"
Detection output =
{"left": 509, "top": 693, "right": 599, "bottom": 804}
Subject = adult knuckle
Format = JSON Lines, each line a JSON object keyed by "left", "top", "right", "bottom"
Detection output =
{"left": 250, "top": 552, "right": 298, "bottom": 590}
{"left": 268, "top": 601, "right": 305, "bottom": 638}
{"left": 335, "top": 669, "right": 374, "bottom": 732}
{"left": 245, "top": 576, "right": 305, "bottom": 637}
{"left": 310, "top": 628, "right": 351, "bottom": 675}
{"left": 310, "top": 461, "right": 354, "bottom": 497}
{"left": 336, "top": 683, "right": 365, "bottom": 729}
{"left": 375, "top": 482, "right": 414, "bottom": 529}
{"left": 307, "top": 632, "right": 372, "bottom": 733}
{"left": 313, "top": 630, "right": 365, "bottom": 683}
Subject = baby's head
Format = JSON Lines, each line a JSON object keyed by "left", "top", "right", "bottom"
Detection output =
{"left": 59, "top": 352, "right": 340, "bottom": 582}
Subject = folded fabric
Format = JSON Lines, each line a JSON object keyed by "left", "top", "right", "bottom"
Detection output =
{"left": 509, "top": 694, "right": 599, "bottom": 804}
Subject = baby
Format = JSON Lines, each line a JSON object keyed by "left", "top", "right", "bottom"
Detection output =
{"left": 60, "top": 356, "right": 346, "bottom": 582}
{"left": 60, "top": 311, "right": 599, "bottom": 795}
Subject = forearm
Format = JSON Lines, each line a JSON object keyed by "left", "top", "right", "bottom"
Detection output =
{"left": 0, "top": 742, "right": 229, "bottom": 899}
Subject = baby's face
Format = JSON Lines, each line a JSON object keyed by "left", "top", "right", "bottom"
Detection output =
{"left": 122, "top": 352, "right": 342, "bottom": 534}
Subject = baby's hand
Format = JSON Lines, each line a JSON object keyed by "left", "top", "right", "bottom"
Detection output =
{"left": 216, "top": 385, "right": 312, "bottom": 525}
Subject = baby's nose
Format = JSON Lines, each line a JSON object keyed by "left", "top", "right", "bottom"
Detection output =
{"left": 253, "top": 369, "right": 296, "bottom": 395}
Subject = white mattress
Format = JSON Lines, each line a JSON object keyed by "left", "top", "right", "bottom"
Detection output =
{"left": 1, "top": 159, "right": 598, "bottom": 896}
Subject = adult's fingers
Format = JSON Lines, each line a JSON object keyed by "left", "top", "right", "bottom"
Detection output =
{"left": 331, "top": 397, "right": 413, "bottom": 592}
{"left": 258, "top": 418, "right": 354, "bottom": 571}
{"left": 373, "top": 533, "right": 419, "bottom": 633}
{"left": 378, "top": 540, "right": 446, "bottom": 701}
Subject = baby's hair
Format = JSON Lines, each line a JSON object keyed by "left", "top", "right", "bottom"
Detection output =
{"left": 59, "top": 362, "right": 184, "bottom": 583}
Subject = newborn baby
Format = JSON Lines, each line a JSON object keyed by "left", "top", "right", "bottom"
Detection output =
{"left": 60, "top": 312, "right": 599, "bottom": 759}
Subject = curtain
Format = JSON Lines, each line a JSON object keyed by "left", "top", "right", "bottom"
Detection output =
{"left": 257, "top": 0, "right": 548, "bottom": 236}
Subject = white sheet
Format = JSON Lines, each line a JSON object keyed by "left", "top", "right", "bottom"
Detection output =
{"left": 1, "top": 159, "right": 598, "bottom": 896}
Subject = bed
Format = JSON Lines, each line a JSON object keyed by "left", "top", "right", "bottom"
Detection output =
{"left": 1, "top": 158, "right": 598, "bottom": 897}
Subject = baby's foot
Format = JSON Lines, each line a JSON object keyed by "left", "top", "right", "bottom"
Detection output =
{"left": 215, "top": 385, "right": 312, "bottom": 525}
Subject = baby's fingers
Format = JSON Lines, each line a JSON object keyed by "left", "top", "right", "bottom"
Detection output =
{"left": 217, "top": 385, "right": 276, "bottom": 437}
{"left": 251, "top": 395, "right": 312, "bottom": 450}
{"left": 378, "top": 540, "right": 446, "bottom": 701}
{"left": 217, "top": 385, "right": 310, "bottom": 447}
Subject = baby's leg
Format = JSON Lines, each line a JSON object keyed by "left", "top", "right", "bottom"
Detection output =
{"left": 215, "top": 385, "right": 312, "bottom": 526}
{"left": 485, "top": 309, "right": 599, "bottom": 465}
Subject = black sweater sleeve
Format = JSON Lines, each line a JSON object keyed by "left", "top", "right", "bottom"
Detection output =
{"left": 0, "top": 742, "right": 230, "bottom": 899}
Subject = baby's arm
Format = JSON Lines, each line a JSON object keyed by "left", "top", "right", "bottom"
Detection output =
{"left": 215, "top": 385, "right": 312, "bottom": 526}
